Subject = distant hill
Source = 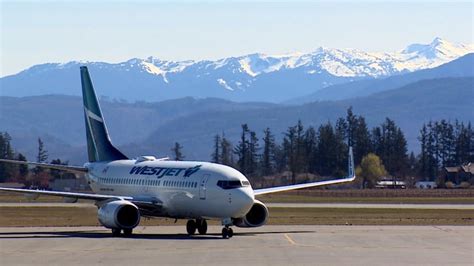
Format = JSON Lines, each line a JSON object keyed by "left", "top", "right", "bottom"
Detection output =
{"left": 0, "top": 96, "right": 275, "bottom": 163}
{"left": 2, "top": 76, "right": 469, "bottom": 164}
{"left": 133, "top": 77, "right": 473, "bottom": 161}
{"left": 287, "top": 53, "right": 474, "bottom": 103}
{"left": 1, "top": 38, "right": 472, "bottom": 103}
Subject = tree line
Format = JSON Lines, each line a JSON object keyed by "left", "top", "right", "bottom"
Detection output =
{"left": 209, "top": 108, "right": 474, "bottom": 186}
{"left": 0, "top": 135, "right": 73, "bottom": 187}
{"left": 1, "top": 108, "right": 473, "bottom": 188}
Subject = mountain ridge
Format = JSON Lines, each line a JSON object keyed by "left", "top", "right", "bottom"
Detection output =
{"left": 1, "top": 77, "right": 472, "bottom": 164}
{"left": 2, "top": 38, "right": 472, "bottom": 103}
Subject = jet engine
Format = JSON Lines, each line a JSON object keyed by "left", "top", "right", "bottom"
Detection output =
{"left": 233, "top": 200, "right": 269, "bottom": 228}
{"left": 98, "top": 200, "right": 140, "bottom": 229}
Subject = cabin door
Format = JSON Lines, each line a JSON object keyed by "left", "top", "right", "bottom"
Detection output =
{"left": 199, "top": 174, "right": 210, "bottom": 200}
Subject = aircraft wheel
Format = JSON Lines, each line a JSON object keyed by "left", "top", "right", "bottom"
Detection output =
{"left": 227, "top": 228, "right": 234, "bottom": 238}
{"left": 112, "top": 228, "right": 121, "bottom": 237}
{"left": 222, "top": 227, "right": 229, "bottom": 239}
{"left": 186, "top": 220, "right": 197, "bottom": 235}
{"left": 197, "top": 219, "right": 208, "bottom": 235}
{"left": 123, "top": 228, "right": 133, "bottom": 237}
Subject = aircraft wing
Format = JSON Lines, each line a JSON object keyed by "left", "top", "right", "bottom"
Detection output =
{"left": 0, "top": 159, "right": 88, "bottom": 175}
{"left": 0, "top": 186, "right": 131, "bottom": 201}
{"left": 0, "top": 187, "right": 163, "bottom": 210}
{"left": 254, "top": 147, "right": 356, "bottom": 196}
{"left": 253, "top": 176, "right": 355, "bottom": 196}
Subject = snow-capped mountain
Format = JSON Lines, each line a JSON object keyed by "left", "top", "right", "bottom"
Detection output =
{"left": 1, "top": 38, "right": 472, "bottom": 102}
{"left": 128, "top": 37, "right": 474, "bottom": 79}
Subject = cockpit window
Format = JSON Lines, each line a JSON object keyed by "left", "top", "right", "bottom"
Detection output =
{"left": 217, "top": 180, "right": 243, "bottom": 189}
{"left": 242, "top": 181, "right": 250, "bottom": 186}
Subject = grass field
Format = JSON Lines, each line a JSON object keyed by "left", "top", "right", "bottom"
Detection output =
{"left": 0, "top": 206, "right": 472, "bottom": 227}
{"left": 256, "top": 194, "right": 474, "bottom": 204}
{"left": 2, "top": 190, "right": 474, "bottom": 204}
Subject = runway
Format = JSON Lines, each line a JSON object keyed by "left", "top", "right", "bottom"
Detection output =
{"left": 0, "top": 225, "right": 472, "bottom": 265}
{"left": 1, "top": 202, "right": 473, "bottom": 209}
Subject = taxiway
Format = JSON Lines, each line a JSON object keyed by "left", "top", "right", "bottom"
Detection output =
{"left": 0, "top": 225, "right": 472, "bottom": 265}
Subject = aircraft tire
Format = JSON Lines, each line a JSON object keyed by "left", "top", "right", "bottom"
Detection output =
{"left": 197, "top": 219, "right": 208, "bottom": 235}
{"left": 186, "top": 220, "right": 197, "bottom": 235}
{"left": 222, "top": 228, "right": 228, "bottom": 239}
{"left": 112, "top": 228, "right": 121, "bottom": 237}
{"left": 123, "top": 228, "right": 133, "bottom": 237}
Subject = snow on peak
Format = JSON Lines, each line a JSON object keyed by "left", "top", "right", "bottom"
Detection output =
{"left": 396, "top": 37, "right": 474, "bottom": 71}
{"left": 39, "top": 38, "right": 472, "bottom": 82}
{"left": 217, "top": 78, "right": 234, "bottom": 91}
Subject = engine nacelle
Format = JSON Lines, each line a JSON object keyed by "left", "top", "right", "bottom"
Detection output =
{"left": 98, "top": 200, "right": 140, "bottom": 229}
{"left": 233, "top": 200, "right": 269, "bottom": 228}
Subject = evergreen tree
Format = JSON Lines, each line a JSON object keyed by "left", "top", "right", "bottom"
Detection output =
{"left": 283, "top": 125, "right": 298, "bottom": 183}
{"left": 344, "top": 108, "right": 371, "bottom": 165}
{"left": 211, "top": 134, "right": 220, "bottom": 163}
{"left": 247, "top": 131, "right": 259, "bottom": 176}
{"left": 317, "top": 122, "right": 338, "bottom": 176}
{"left": 171, "top": 142, "right": 185, "bottom": 161}
{"left": 408, "top": 151, "right": 418, "bottom": 177}
{"left": 346, "top": 107, "right": 356, "bottom": 147}
{"left": 454, "top": 121, "right": 472, "bottom": 165}
{"left": 304, "top": 126, "right": 318, "bottom": 174}
{"left": 334, "top": 119, "right": 349, "bottom": 176}
{"left": 235, "top": 124, "right": 250, "bottom": 174}
{"left": 436, "top": 120, "right": 455, "bottom": 167}
{"left": 372, "top": 118, "right": 408, "bottom": 177}
{"left": 36, "top": 138, "right": 48, "bottom": 163}
{"left": 17, "top": 153, "right": 28, "bottom": 178}
{"left": 261, "top": 128, "right": 276, "bottom": 176}
{"left": 273, "top": 144, "right": 287, "bottom": 174}
{"left": 220, "top": 135, "right": 234, "bottom": 167}
{"left": 295, "top": 120, "right": 306, "bottom": 173}
{"left": 0, "top": 132, "right": 15, "bottom": 182}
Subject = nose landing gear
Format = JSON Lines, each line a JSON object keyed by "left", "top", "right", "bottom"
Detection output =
{"left": 221, "top": 226, "right": 233, "bottom": 239}
{"left": 221, "top": 217, "right": 234, "bottom": 239}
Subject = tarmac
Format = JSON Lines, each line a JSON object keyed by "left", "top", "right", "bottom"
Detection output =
{"left": 0, "top": 225, "right": 472, "bottom": 266}
{"left": 1, "top": 202, "right": 473, "bottom": 209}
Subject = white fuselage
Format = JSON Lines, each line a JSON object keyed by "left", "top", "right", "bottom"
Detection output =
{"left": 84, "top": 159, "right": 255, "bottom": 220}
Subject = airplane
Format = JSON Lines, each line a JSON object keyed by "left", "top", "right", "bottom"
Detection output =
{"left": 0, "top": 66, "right": 356, "bottom": 239}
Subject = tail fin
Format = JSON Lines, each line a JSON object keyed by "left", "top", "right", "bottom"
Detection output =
{"left": 80, "top": 66, "right": 128, "bottom": 162}
{"left": 347, "top": 146, "right": 355, "bottom": 178}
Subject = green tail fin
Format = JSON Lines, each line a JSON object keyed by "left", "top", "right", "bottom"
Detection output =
{"left": 80, "top": 66, "right": 128, "bottom": 162}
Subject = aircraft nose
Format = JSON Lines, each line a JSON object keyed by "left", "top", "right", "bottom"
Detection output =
{"left": 232, "top": 188, "right": 254, "bottom": 217}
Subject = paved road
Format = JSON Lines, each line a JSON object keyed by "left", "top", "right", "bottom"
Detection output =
{"left": 1, "top": 202, "right": 473, "bottom": 209}
{"left": 0, "top": 225, "right": 472, "bottom": 265}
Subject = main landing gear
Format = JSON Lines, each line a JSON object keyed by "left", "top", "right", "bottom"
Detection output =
{"left": 186, "top": 219, "right": 208, "bottom": 235}
{"left": 111, "top": 228, "right": 133, "bottom": 237}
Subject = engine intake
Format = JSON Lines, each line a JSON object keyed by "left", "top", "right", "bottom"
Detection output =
{"left": 98, "top": 200, "right": 140, "bottom": 229}
{"left": 233, "top": 200, "right": 268, "bottom": 228}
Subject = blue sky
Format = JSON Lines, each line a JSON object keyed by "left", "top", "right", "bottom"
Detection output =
{"left": 1, "top": 1, "right": 473, "bottom": 76}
